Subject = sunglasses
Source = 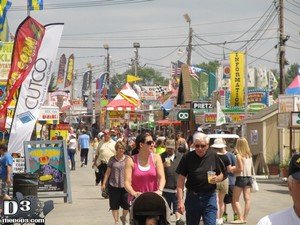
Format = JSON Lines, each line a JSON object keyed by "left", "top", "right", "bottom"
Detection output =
{"left": 145, "top": 140, "right": 154, "bottom": 145}
{"left": 194, "top": 144, "right": 207, "bottom": 148}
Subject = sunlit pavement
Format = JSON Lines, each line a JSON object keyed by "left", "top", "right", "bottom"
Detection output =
{"left": 45, "top": 151, "right": 291, "bottom": 225}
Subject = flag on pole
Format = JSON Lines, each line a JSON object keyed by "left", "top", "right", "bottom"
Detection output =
{"left": 96, "top": 72, "right": 106, "bottom": 92}
{"left": 127, "top": 74, "right": 142, "bottom": 83}
{"left": 0, "top": 16, "right": 45, "bottom": 131}
{"left": 216, "top": 101, "right": 226, "bottom": 126}
{"left": 8, "top": 23, "right": 64, "bottom": 155}
{"left": 28, "top": 0, "right": 43, "bottom": 11}
{"left": 64, "top": 54, "right": 74, "bottom": 88}
{"left": 0, "top": 0, "right": 12, "bottom": 32}
{"left": 56, "top": 53, "right": 66, "bottom": 86}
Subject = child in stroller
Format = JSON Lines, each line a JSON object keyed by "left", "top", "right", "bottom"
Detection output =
{"left": 130, "top": 192, "right": 171, "bottom": 225}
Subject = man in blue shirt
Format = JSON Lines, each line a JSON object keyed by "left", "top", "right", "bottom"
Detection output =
{"left": 0, "top": 144, "right": 13, "bottom": 200}
{"left": 78, "top": 129, "right": 90, "bottom": 167}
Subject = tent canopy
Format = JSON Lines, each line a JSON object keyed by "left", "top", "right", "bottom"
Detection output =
{"left": 106, "top": 83, "right": 140, "bottom": 111}
{"left": 285, "top": 75, "right": 300, "bottom": 95}
{"left": 156, "top": 119, "right": 181, "bottom": 126}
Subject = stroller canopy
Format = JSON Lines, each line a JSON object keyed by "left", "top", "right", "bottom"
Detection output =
{"left": 130, "top": 192, "right": 171, "bottom": 225}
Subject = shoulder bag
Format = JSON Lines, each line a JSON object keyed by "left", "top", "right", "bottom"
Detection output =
{"left": 251, "top": 159, "right": 259, "bottom": 193}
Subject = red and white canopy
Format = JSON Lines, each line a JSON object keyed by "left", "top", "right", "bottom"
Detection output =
{"left": 106, "top": 83, "right": 140, "bottom": 111}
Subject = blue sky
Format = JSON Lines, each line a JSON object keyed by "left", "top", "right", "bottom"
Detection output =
{"left": 7, "top": 0, "right": 300, "bottom": 81}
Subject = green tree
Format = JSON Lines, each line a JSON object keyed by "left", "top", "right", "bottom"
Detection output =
{"left": 286, "top": 63, "right": 299, "bottom": 87}
{"left": 110, "top": 67, "right": 168, "bottom": 94}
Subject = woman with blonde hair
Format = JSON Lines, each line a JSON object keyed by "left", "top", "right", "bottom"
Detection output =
{"left": 101, "top": 141, "right": 130, "bottom": 225}
{"left": 231, "top": 137, "right": 253, "bottom": 224}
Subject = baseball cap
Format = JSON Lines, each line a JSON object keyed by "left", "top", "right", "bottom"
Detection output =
{"left": 288, "top": 154, "right": 300, "bottom": 180}
{"left": 165, "top": 139, "right": 176, "bottom": 149}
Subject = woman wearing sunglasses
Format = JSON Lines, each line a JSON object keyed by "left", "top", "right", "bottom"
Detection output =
{"left": 124, "top": 132, "right": 166, "bottom": 203}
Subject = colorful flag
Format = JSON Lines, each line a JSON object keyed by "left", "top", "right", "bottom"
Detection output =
{"left": 268, "top": 70, "right": 278, "bottom": 90}
{"left": 230, "top": 52, "right": 245, "bottom": 107}
{"left": 256, "top": 66, "right": 268, "bottom": 88}
{"left": 216, "top": 101, "right": 226, "bottom": 126}
{"left": 64, "top": 54, "right": 74, "bottom": 88}
{"left": 0, "top": 0, "right": 11, "bottom": 32}
{"left": 28, "top": 0, "right": 43, "bottom": 11}
{"left": 0, "top": 16, "right": 9, "bottom": 41}
{"left": 96, "top": 72, "right": 106, "bottom": 92}
{"left": 56, "top": 53, "right": 66, "bottom": 85}
{"left": 0, "top": 16, "right": 45, "bottom": 131}
{"left": 126, "top": 74, "right": 142, "bottom": 83}
{"left": 8, "top": 23, "right": 64, "bottom": 154}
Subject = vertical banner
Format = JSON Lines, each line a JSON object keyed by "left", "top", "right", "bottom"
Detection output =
{"left": 0, "top": 16, "right": 45, "bottom": 131}
{"left": 8, "top": 23, "right": 64, "bottom": 155}
{"left": 56, "top": 53, "right": 66, "bottom": 86}
{"left": 216, "top": 100, "right": 226, "bottom": 126}
{"left": 64, "top": 53, "right": 74, "bottom": 88}
{"left": 229, "top": 52, "right": 245, "bottom": 107}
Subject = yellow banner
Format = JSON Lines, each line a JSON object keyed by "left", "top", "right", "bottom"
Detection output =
{"left": 230, "top": 52, "right": 245, "bottom": 107}
{"left": 127, "top": 74, "right": 142, "bottom": 83}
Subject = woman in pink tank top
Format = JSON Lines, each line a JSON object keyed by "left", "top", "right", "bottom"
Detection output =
{"left": 125, "top": 133, "right": 165, "bottom": 201}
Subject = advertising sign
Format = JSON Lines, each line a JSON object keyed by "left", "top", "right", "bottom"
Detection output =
{"left": 26, "top": 145, "right": 65, "bottom": 191}
{"left": 192, "top": 101, "right": 213, "bottom": 109}
{"left": 230, "top": 52, "right": 245, "bottom": 107}
{"left": 24, "top": 140, "right": 72, "bottom": 203}
{"left": 177, "top": 110, "right": 190, "bottom": 121}
{"left": 291, "top": 112, "right": 300, "bottom": 127}
{"left": 0, "top": 42, "right": 13, "bottom": 80}
{"left": 38, "top": 106, "right": 59, "bottom": 121}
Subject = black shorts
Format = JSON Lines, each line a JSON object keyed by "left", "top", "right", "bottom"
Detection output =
{"left": 224, "top": 185, "right": 234, "bottom": 204}
{"left": 235, "top": 176, "right": 252, "bottom": 188}
{"left": 108, "top": 185, "right": 130, "bottom": 210}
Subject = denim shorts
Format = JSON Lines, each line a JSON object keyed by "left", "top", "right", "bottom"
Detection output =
{"left": 0, "top": 180, "right": 10, "bottom": 196}
{"left": 235, "top": 176, "right": 252, "bottom": 188}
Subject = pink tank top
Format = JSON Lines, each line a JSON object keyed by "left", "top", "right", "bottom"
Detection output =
{"left": 131, "top": 153, "right": 158, "bottom": 193}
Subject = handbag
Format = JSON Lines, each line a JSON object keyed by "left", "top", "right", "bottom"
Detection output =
{"left": 251, "top": 159, "right": 259, "bottom": 193}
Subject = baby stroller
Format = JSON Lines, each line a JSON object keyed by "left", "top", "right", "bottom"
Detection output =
{"left": 130, "top": 192, "right": 171, "bottom": 225}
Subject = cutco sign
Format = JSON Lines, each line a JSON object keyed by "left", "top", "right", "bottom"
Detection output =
{"left": 177, "top": 110, "right": 190, "bottom": 121}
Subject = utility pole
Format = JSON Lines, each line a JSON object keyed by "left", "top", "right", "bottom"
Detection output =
{"left": 279, "top": 0, "right": 286, "bottom": 94}
{"left": 184, "top": 14, "right": 192, "bottom": 66}
{"left": 103, "top": 44, "right": 110, "bottom": 128}
{"left": 133, "top": 42, "right": 140, "bottom": 76}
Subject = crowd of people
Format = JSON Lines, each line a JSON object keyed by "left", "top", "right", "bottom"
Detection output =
{"left": 65, "top": 125, "right": 260, "bottom": 225}
{"left": 0, "top": 123, "right": 299, "bottom": 225}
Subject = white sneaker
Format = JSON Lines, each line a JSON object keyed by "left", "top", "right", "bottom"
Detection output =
{"left": 216, "top": 218, "right": 224, "bottom": 225}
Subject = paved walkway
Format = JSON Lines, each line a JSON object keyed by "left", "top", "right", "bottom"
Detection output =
{"left": 45, "top": 153, "right": 292, "bottom": 225}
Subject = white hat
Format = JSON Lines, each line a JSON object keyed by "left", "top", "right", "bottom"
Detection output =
{"left": 165, "top": 139, "right": 176, "bottom": 149}
{"left": 211, "top": 138, "right": 226, "bottom": 148}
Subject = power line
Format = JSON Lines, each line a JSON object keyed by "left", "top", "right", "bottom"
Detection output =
{"left": 10, "top": 0, "right": 154, "bottom": 11}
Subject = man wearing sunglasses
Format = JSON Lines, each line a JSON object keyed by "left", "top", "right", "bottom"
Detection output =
{"left": 257, "top": 154, "right": 300, "bottom": 225}
{"left": 176, "top": 132, "right": 227, "bottom": 225}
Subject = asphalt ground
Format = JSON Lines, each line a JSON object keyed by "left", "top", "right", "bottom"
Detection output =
{"left": 44, "top": 151, "right": 292, "bottom": 225}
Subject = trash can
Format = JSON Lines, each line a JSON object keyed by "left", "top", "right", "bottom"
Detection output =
{"left": 13, "top": 173, "right": 38, "bottom": 197}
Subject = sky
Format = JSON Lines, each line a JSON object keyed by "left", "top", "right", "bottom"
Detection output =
{"left": 7, "top": 0, "right": 300, "bottom": 85}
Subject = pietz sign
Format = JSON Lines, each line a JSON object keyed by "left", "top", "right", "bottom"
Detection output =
{"left": 192, "top": 101, "right": 213, "bottom": 109}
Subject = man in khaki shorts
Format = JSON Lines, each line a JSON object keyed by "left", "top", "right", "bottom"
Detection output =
{"left": 211, "top": 138, "right": 232, "bottom": 225}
